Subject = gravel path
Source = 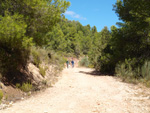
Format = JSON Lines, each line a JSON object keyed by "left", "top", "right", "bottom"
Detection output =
{"left": 1, "top": 67, "right": 150, "bottom": 113}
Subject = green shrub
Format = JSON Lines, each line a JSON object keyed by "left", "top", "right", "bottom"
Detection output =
{"left": 0, "top": 90, "right": 3, "bottom": 101}
{"left": 30, "top": 47, "right": 66, "bottom": 75}
{"left": 115, "top": 60, "right": 135, "bottom": 79}
{"left": 39, "top": 66, "right": 47, "bottom": 77}
{"left": 79, "top": 56, "right": 89, "bottom": 67}
{"left": 17, "top": 82, "right": 32, "bottom": 92}
{"left": 5, "top": 95, "right": 8, "bottom": 100}
{"left": 49, "top": 52, "right": 67, "bottom": 70}
{"left": 16, "top": 83, "right": 21, "bottom": 88}
{"left": 141, "top": 60, "right": 150, "bottom": 80}
{"left": 31, "top": 49, "right": 41, "bottom": 67}
{"left": 42, "top": 80, "right": 47, "bottom": 85}
{"left": 115, "top": 59, "right": 150, "bottom": 86}
{"left": 30, "top": 47, "right": 52, "bottom": 66}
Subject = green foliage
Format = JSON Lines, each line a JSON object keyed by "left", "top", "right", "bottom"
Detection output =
{"left": 31, "top": 47, "right": 66, "bottom": 73}
{"left": 39, "top": 66, "right": 47, "bottom": 77}
{"left": 0, "top": 90, "right": 3, "bottom": 102}
{"left": 31, "top": 49, "right": 41, "bottom": 67}
{"left": 45, "top": 18, "right": 94, "bottom": 56}
{"left": 16, "top": 83, "right": 21, "bottom": 88}
{"left": 140, "top": 60, "right": 150, "bottom": 87}
{"left": 0, "top": 0, "right": 70, "bottom": 83}
{"left": 16, "top": 82, "right": 32, "bottom": 92}
{"left": 86, "top": 1, "right": 150, "bottom": 87}
{"left": 88, "top": 26, "right": 112, "bottom": 72}
{"left": 115, "top": 59, "right": 136, "bottom": 80}
{"left": 0, "top": 0, "right": 70, "bottom": 46}
{"left": 115, "top": 60, "right": 150, "bottom": 85}
{"left": 0, "top": 13, "right": 32, "bottom": 79}
{"left": 51, "top": 52, "right": 67, "bottom": 70}
{"left": 79, "top": 56, "right": 89, "bottom": 67}
{"left": 113, "top": 0, "right": 150, "bottom": 61}
{"left": 141, "top": 60, "right": 150, "bottom": 81}
{"left": 21, "top": 82, "right": 32, "bottom": 92}
{"left": 46, "top": 24, "right": 67, "bottom": 51}
{"left": 111, "top": 0, "right": 150, "bottom": 81}
{"left": 42, "top": 80, "right": 47, "bottom": 85}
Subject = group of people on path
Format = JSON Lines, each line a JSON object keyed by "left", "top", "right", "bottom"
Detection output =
{"left": 66, "top": 58, "right": 74, "bottom": 68}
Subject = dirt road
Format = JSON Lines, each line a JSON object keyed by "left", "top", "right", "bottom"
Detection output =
{"left": 1, "top": 67, "right": 150, "bottom": 113}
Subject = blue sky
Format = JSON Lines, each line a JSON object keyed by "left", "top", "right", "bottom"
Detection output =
{"left": 64, "top": 0, "right": 120, "bottom": 32}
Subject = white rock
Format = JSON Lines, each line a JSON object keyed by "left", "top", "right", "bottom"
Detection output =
{"left": 21, "top": 97, "right": 24, "bottom": 100}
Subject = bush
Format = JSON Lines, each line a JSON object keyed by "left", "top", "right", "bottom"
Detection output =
{"left": 16, "top": 82, "right": 32, "bottom": 92}
{"left": 48, "top": 51, "right": 67, "bottom": 70}
{"left": 115, "top": 59, "right": 135, "bottom": 79}
{"left": 30, "top": 47, "right": 66, "bottom": 76}
{"left": 115, "top": 59, "right": 150, "bottom": 85}
{"left": 21, "top": 82, "right": 32, "bottom": 92}
{"left": 39, "top": 66, "right": 47, "bottom": 77}
{"left": 79, "top": 56, "right": 89, "bottom": 67}
{"left": 0, "top": 90, "right": 3, "bottom": 102}
{"left": 16, "top": 83, "right": 21, "bottom": 88}
{"left": 30, "top": 47, "right": 52, "bottom": 66}
{"left": 42, "top": 80, "right": 47, "bottom": 85}
{"left": 31, "top": 49, "right": 41, "bottom": 67}
{"left": 141, "top": 60, "right": 150, "bottom": 80}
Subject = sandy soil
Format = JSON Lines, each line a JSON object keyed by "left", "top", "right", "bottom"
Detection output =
{"left": 1, "top": 67, "right": 150, "bottom": 113}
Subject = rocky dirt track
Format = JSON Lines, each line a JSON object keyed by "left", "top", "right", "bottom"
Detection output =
{"left": 1, "top": 67, "right": 150, "bottom": 113}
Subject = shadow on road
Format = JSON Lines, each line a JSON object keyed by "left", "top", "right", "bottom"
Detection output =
{"left": 79, "top": 70, "right": 111, "bottom": 76}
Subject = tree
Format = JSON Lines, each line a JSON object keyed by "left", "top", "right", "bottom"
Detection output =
{"left": 92, "top": 26, "right": 97, "bottom": 35}
{"left": 113, "top": 0, "right": 150, "bottom": 62}
{"left": 46, "top": 24, "right": 66, "bottom": 51}
{"left": 0, "top": 13, "right": 32, "bottom": 79}
{"left": 88, "top": 27, "right": 112, "bottom": 71}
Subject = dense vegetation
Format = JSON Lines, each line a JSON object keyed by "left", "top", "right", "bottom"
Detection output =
{"left": 0, "top": 0, "right": 150, "bottom": 85}
{"left": 0, "top": 0, "right": 70, "bottom": 82}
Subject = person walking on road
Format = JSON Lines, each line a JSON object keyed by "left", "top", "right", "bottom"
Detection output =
{"left": 66, "top": 60, "right": 69, "bottom": 68}
{"left": 71, "top": 59, "right": 74, "bottom": 68}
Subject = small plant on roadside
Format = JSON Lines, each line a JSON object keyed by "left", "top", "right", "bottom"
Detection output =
{"left": 0, "top": 90, "right": 3, "bottom": 102}
{"left": 16, "top": 83, "right": 21, "bottom": 88}
{"left": 5, "top": 95, "right": 8, "bottom": 100}
{"left": 31, "top": 49, "right": 41, "bottom": 67}
{"left": 115, "top": 59, "right": 150, "bottom": 87}
{"left": 21, "top": 82, "right": 32, "bottom": 92}
{"left": 141, "top": 60, "right": 150, "bottom": 81}
{"left": 39, "top": 66, "right": 47, "bottom": 77}
{"left": 27, "top": 92, "right": 31, "bottom": 96}
{"left": 42, "top": 80, "right": 47, "bottom": 85}
{"left": 16, "top": 82, "right": 32, "bottom": 92}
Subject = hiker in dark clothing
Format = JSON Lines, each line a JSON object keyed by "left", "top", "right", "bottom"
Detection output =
{"left": 66, "top": 60, "right": 69, "bottom": 68}
{"left": 71, "top": 59, "right": 74, "bottom": 68}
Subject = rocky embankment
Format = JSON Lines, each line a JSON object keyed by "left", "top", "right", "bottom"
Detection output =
{"left": 0, "top": 63, "right": 60, "bottom": 110}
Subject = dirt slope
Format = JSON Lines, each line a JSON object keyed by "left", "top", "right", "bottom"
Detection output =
{"left": 1, "top": 67, "right": 150, "bottom": 113}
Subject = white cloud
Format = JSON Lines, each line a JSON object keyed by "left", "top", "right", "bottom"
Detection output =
{"left": 64, "top": 11, "right": 87, "bottom": 20}
{"left": 65, "top": 11, "right": 75, "bottom": 16}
